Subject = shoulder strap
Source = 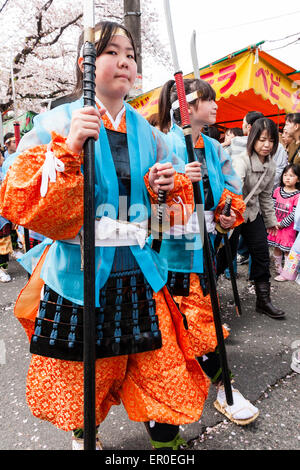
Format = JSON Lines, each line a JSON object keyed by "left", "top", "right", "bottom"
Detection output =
{"left": 243, "top": 167, "right": 268, "bottom": 206}
{"left": 227, "top": 166, "right": 268, "bottom": 240}
{"left": 291, "top": 145, "right": 300, "bottom": 164}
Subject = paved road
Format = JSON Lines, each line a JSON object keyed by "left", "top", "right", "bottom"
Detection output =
{"left": 0, "top": 259, "right": 299, "bottom": 451}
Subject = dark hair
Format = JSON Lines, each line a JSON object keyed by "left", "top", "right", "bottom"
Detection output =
{"left": 280, "top": 163, "right": 300, "bottom": 189}
{"left": 245, "top": 111, "right": 264, "bottom": 126}
{"left": 158, "top": 78, "right": 216, "bottom": 133}
{"left": 208, "top": 126, "right": 220, "bottom": 141}
{"left": 147, "top": 113, "right": 159, "bottom": 127}
{"left": 226, "top": 127, "right": 243, "bottom": 137}
{"left": 73, "top": 21, "right": 136, "bottom": 97}
{"left": 285, "top": 113, "right": 300, "bottom": 125}
{"left": 247, "top": 118, "right": 279, "bottom": 157}
{"left": 4, "top": 132, "right": 14, "bottom": 143}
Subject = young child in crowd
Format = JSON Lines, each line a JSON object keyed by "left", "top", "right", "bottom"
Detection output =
{"left": 221, "top": 127, "right": 243, "bottom": 150}
{"left": 268, "top": 164, "right": 300, "bottom": 279}
{"left": 274, "top": 191, "right": 300, "bottom": 283}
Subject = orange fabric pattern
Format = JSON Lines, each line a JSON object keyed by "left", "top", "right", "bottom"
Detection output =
{"left": 120, "top": 287, "right": 209, "bottom": 425}
{"left": 194, "top": 134, "right": 204, "bottom": 149}
{"left": 144, "top": 172, "right": 194, "bottom": 229}
{"left": 99, "top": 108, "right": 127, "bottom": 134}
{"left": 0, "top": 133, "right": 83, "bottom": 240}
{"left": 214, "top": 188, "right": 246, "bottom": 229}
{"left": 174, "top": 273, "right": 229, "bottom": 358}
{"left": 24, "top": 286, "right": 209, "bottom": 431}
{"left": 194, "top": 134, "right": 246, "bottom": 228}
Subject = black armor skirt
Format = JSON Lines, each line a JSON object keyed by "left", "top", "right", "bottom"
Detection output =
{"left": 167, "top": 271, "right": 190, "bottom": 297}
{"left": 30, "top": 247, "right": 162, "bottom": 361}
{"left": 167, "top": 271, "right": 209, "bottom": 298}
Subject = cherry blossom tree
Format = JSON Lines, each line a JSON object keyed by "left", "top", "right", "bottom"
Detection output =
{"left": 0, "top": 0, "right": 170, "bottom": 115}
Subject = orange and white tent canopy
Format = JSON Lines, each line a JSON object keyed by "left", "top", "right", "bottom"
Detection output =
{"left": 128, "top": 43, "right": 300, "bottom": 130}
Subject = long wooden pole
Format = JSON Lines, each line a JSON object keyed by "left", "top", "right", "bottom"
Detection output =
{"left": 12, "top": 122, "right": 30, "bottom": 279}
{"left": 191, "top": 33, "right": 241, "bottom": 317}
{"left": 163, "top": 0, "right": 233, "bottom": 405}
{"left": 82, "top": 0, "right": 96, "bottom": 451}
{"left": 217, "top": 197, "right": 242, "bottom": 317}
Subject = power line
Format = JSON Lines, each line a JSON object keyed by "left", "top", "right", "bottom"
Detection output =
{"left": 265, "top": 38, "right": 300, "bottom": 52}
{"left": 266, "top": 31, "right": 300, "bottom": 43}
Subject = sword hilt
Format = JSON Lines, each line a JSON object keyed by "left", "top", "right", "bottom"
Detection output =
{"left": 216, "top": 195, "right": 233, "bottom": 235}
{"left": 174, "top": 72, "right": 191, "bottom": 128}
{"left": 223, "top": 195, "right": 232, "bottom": 217}
{"left": 83, "top": 42, "right": 96, "bottom": 108}
{"left": 152, "top": 188, "right": 166, "bottom": 253}
{"left": 13, "top": 122, "right": 21, "bottom": 147}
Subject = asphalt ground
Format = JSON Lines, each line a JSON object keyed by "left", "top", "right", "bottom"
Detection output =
{"left": 0, "top": 258, "right": 299, "bottom": 452}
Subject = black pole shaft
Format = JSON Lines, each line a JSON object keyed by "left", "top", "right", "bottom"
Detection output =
{"left": 83, "top": 40, "right": 96, "bottom": 451}
{"left": 24, "top": 228, "right": 31, "bottom": 279}
{"left": 222, "top": 199, "right": 242, "bottom": 316}
{"left": 24, "top": 228, "right": 30, "bottom": 253}
{"left": 223, "top": 234, "right": 242, "bottom": 316}
{"left": 162, "top": 0, "right": 232, "bottom": 402}
{"left": 13, "top": 121, "right": 30, "bottom": 276}
{"left": 184, "top": 129, "right": 233, "bottom": 405}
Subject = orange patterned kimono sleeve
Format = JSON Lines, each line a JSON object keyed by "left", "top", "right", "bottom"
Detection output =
{"left": 0, "top": 132, "right": 84, "bottom": 240}
{"left": 214, "top": 188, "right": 246, "bottom": 228}
{"left": 144, "top": 172, "right": 194, "bottom": 228}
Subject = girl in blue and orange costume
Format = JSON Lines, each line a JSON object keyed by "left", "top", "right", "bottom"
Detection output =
{"left": 156, "top": 78, "right": 259, "bottom": 426}
{"left": 0, "top": 22, "right": 211, "bottom": 450}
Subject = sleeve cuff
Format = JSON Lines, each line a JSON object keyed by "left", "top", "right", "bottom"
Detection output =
{"left": 50, "top": 132, "right": 83, "bottom": 168}
{"left": 214, "top": 188, "right": 246, "bottom": 228}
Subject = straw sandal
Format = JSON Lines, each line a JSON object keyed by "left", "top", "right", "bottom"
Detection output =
{"left": 214, "top": 386, "right": 259, "bottom": 426}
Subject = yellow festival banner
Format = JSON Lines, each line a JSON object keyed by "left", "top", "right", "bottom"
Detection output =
{"left": 128, "top": 50, "right": 300, "bottom": 123}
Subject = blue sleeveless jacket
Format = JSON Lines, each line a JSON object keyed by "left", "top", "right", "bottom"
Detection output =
{"left": 159, "top": 124, "right": 242, "bottom": 274}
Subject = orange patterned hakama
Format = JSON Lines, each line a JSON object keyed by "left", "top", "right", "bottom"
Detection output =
{"left": 23, "top": 283, "right": 209, "bottom": 431}
{"left": 174, "top": 273, "right": 229, "bottom": 358}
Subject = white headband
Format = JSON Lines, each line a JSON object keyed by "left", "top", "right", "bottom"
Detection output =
{"left": 171, "top": 90, "right": 203, "bottom": 111}
{"left": 79, "top": 27, "right": 130, "bottom": 58}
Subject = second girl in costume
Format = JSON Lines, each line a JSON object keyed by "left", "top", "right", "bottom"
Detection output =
{"left": 156, "top": 78, "right": 259, "bottom": 425}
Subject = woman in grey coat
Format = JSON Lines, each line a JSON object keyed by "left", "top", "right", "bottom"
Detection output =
{"left": 230, "top": 118, "right": 285, "bottom": 319}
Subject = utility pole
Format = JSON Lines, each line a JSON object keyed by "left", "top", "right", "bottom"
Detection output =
{"left": 124, "top": 0, "right": 142, "bottom": 96}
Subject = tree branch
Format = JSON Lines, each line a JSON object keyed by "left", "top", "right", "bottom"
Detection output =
{"left": 0, "top": 0, "right": 10, "bottom": 14}
{"left": 19, "top": 88, "right": 69, "bottom": 101}
{"left": 14, "top": 4, "right": 81, "bottom": 67}
{"left": 42, "top": 13, "right": 82, "bottom": 47}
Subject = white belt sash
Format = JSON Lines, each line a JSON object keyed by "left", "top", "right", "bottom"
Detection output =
{"left": 165, "top": 211, "right": 216, "bottom": 236}
{"left": 63, "top": 216, "right": 148, "bottom": 249}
